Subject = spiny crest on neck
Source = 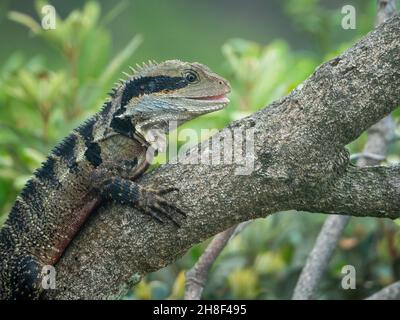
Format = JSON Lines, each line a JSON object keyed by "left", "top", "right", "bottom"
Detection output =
{"left": 107, "top": 60, "right": 162, "bottom": 98}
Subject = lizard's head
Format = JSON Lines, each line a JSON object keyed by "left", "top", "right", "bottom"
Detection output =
{"left": 110, "top": 60, "right": 231, "bottom": 143}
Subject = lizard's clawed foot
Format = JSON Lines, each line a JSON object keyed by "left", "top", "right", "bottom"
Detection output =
{"left": 138, "top": 186, "right": 186, "bottom": 227}
{"left": 96, "top": 176, "right": 186, "bottom": 227}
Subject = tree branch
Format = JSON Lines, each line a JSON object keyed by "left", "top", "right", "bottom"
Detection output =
{"left": 43, "top": 16, "right": 400, "bottom": 299}
{"left": 292, "top": 0, "right": 397, "bottom": 300}
{"left": 365, "top": 281, "right": 400, "bottom": 300}
{"left": 296, "top": 166, "right": 400, "bottom": 220}
{"left": 350, "top": 152, "right": 386, "bottom": 161}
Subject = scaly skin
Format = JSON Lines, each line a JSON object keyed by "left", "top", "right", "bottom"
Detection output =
{"left": 0, "top": 60, "right": 230, "bottom": 299}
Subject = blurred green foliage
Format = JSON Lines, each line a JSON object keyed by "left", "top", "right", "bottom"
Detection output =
{"left": 0, "top": 0, "right": 399, "bottom": 299}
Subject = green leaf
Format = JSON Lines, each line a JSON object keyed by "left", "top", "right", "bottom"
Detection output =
{"left": 8, "top": 11, "right": 41, "bottom": 34}
{"left": 101, "top": 0, "right": 130, "bottom": 26}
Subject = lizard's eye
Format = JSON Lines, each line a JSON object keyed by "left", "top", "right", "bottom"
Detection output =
{"left": 184, "top": 71, "right": 198, "bottom": 83}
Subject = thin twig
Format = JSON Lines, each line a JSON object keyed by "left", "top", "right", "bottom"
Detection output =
{"left": 292, "top": 0, "right": 397, "bottom": 300}
{"left": 292, "top": 215, "right": 351, "bottom": 300}
{"left": 350, "top": 152, "right": 386, "bottom": 161}
{"left": 184, "top": 221, "right": 251, "bottom": 300}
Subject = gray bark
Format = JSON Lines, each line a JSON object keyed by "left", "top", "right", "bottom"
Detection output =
{"left": 44, "top": 16, "right": 400, "bottom": 299}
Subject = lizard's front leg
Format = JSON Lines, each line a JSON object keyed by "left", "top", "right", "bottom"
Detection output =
{"left": 91, "top": 167, "right": 186, "bottom": 227}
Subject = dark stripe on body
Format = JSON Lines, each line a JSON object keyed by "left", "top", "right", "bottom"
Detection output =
{"left": 52, "top": 134, "right": 78, "bottom": 170}
{"left": 76, "top": 118, "right": 96, "bottom": 141}
{"left": 76, "top": 118, "right": 103, "bottom": 167}
{"left": 84, "top": 142, "right": 102, "bottom": 167}
{"left": 110, "top": 117, "right": 135, "bottom": 138}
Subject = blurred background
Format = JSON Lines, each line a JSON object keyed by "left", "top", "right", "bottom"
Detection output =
{"left": 0, "top": 0, "right": 399, "bottom": 299}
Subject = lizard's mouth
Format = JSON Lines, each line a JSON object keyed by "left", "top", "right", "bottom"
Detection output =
{"left": 188, "top": 94, "right": 230, "bottom": 104}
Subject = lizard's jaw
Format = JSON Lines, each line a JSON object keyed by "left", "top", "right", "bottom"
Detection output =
{"left": 132, "top": 93, "right": 230, "bottom": 143}
{"left": 184, "top": 94, "right": 230, "bottom": 114}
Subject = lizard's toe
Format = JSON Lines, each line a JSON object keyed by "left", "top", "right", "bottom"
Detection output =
{"left": 151, "top": 203, "right": 181, "bottom": 227}
{"left": 155, "top": 186, "right": 179, "bottom": 195}
{"left": 141, "top": 206, "right": 167, "bottom": 224}
{"left": 153, "top": 194, "right": 186, "bottom": 218}
{"left": 138, "top": 188, "right": 186, "bottom": 227}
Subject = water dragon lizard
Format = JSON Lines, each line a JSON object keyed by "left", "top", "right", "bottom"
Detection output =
{"left": 0, "top": 60, "right": 231, "bottom": 299}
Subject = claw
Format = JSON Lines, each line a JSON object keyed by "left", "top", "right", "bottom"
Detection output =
{"left": 162, "top": 201, "right": 187, "bottom": 217}
{"left": 156, "top": 186, "right": 179, "bottom": 195}
{"left": 137, "top": 186, "right": 186, "bottom": 227}
{"left": 173, "top": 205, "right": 187, "bottom": 217}
{"left": 152, "top": 195, "right": 183, "bottom": 214}
{"left": 142, "top": 206, "right": 166, "bottom": 224}
{"left": 151, "top": 203, "right": 181, "bottom": 227}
